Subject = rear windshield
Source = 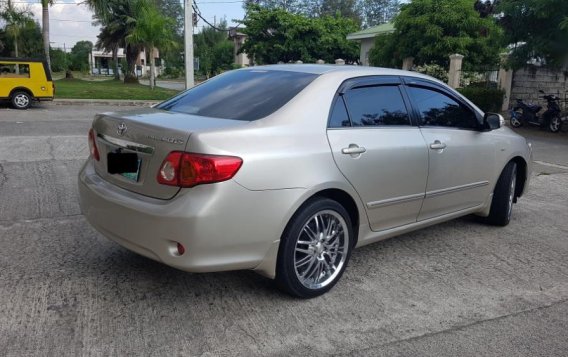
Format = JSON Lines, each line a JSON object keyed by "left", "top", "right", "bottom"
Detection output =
{"left": 157, "top": 69, "right": 318, "bottom": 121}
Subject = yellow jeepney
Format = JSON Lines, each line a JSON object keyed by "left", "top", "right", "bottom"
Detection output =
{"left": 0, "top": 57, "right": 54, "bottom": 109}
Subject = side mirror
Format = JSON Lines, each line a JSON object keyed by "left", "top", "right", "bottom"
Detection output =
{"left": 483, "top": 113, "right": 504, "bottom": 130}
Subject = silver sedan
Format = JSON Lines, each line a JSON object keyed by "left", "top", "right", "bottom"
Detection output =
{"left": 79, "top": 65, "right": 532, "bottom": 298}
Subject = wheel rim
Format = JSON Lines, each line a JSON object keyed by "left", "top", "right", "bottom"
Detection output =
{"left": 550, "top": 117, "right": 561, "bottom": 132}
{"left": 14, "top": 94, "right": 29, "bottom": 108}
{"left": 510, "top": 116, "right": 521, "bottom": 127}
{"left": 507, "top": 168, "right": 517, "bottom": 220}
{"left": 294, "top": 210, "right": 349, "bottom": 290}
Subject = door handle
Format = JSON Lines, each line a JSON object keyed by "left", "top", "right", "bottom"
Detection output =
{"left": 429, "top": 140, "right": 447, "bottom": 150}
{"left": 342, "top": 144, "right": 366, "bottom": 155}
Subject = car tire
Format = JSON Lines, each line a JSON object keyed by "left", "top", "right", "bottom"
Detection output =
{"left": 549, "top": 116, "right": 561, "bottom": 133}
{"left": 484, "top": 162, "right": 517, "bottom": 226}
{"left": 276, "top": 198, "right": 353, "bottom": 298}
{"left": 11, "top": 91, "right": 32, "bottom": 110}
{"left": 510, "top": 114, "right": 522, "bottom": 128}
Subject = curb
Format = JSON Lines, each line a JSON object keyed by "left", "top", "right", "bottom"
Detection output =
{"left": 50, "top": 99, "right": 161, "bottom": 107}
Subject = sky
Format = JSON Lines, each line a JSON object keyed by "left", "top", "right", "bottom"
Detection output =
{"left": 13, "top": 0, "right": 246, "bottom": 50}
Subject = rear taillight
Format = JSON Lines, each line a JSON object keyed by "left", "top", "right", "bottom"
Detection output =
{"left": 88, "top": 128, "right": 100, "bottom": 161}
{"left": 157, "top": 152, "right": 243, "bottom": 188}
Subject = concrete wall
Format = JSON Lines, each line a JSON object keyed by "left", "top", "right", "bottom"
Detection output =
{"left": 233, "top": 36, "right": 251, "bottom": 67}
{"left": 360, "top": 38, "right": 374, "bottom": 66}
{"left": 510, "top": 66, "right": 568, "bottom": 109}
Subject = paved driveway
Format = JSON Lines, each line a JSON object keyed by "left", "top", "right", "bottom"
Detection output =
{"left": 1, "top": 103, "right": 568, "bottom": 356}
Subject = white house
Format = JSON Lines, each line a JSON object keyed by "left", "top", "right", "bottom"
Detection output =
{"left": 89, "top": 47, "right": 162, "bottom": 77}
{"left": 346, "top": 23, "right": 395, "bottom": 66}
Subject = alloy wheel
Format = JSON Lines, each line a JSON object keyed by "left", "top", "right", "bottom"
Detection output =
{"left": 14, "top": 94, "right": 30, "bottom": 109}
{"left": 507, "top": 167, "right": 517, "bottom": 220}
{"left": 294, "top": 210, "right": 349, "bottom": 290}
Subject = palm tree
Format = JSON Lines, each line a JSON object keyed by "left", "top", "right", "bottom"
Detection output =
{"left": 126, "top": 3, "right": 176, "bottom": 89}
{"left": 85, "top": 0, "right": 147, "bottom": 83}
{"left": 96, "top": 25, "right": 125, "bottom": 80}
{"left": 1, "top": 0, "right": 32, "bottom": 57}
{"left": 41, "top": 0, "right": 54, "bottom": 70}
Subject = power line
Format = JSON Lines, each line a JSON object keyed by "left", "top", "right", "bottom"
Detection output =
{"left": 193, "top": 0, "right": 245, "bottom": 32}
{"left": 195, "top": 1, "right": 245, "bottom": 3}
{"left": 51, "top": 18, "right": 93, "bottom": 23}
{"left": 6, "top": 1, "right": 80, "bottom": 5}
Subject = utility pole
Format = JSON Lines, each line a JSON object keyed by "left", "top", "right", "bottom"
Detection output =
{"left": 184, "top": 0, "right": 194, "bottom": 89}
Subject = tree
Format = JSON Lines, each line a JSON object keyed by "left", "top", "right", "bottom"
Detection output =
{"left": 0, "top": 0, "right": 33, "bottom": 57}
{"left": 69, "top": 40, "right": 93, "bottom": 72}
{"left": 244, "top": 0, "right": 306, "bottom": 14}
{"left": 360, "top": 0, "right": 400, "bottom": 27}
{"left": 194, "top": 21, "right": 234, "bottom": 77}
{"left": 41, "top": 0, "right": 54, "bottom": 70}
{"left": 95, "top": 23, "right": 124, "bottom": 80}
{"left": 155, "top": 0, "right": 184, "bottom": 75}
{"left": 126, "top": 2, "right": 176, "bottom": 89}
{"left": 85, "top": 0, "right": 145, "bottom": 83}
{"left": 497, "top": 0, "right": 568, "bottom": 68}
{"left": 18, "top": 19, "right": 44, "bottom": 58}
{"left": 239, "top": 5, "right": 359, "bottom": 64}
{"left": 49, "top": 47, "right": 68, "bottom": 72}
{"left": 246, "top": 0, "right": 400, "bottom": 27}
{"left": 369, "top": 0, "right": 503, "bottom": 69}
{"left": 320, "top": 0, "right": 362, "bottom": 25}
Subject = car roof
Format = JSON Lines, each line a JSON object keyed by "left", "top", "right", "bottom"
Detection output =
{"left": 243, "top": 64, "right": 442, "bottom": 82}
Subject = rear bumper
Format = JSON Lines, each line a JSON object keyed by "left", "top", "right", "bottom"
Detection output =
{"left": 78, "top": 158, "right": 304, "bottom": 276}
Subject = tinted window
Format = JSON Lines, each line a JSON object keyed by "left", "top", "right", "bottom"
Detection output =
{"left": 328, "top": 97, "right": 351, "bottom": 128}
{"left": 157, "top": 70, "right": 318, "bottom": 121}
{"left": 408, "top": 86, "right": 479, "bottom": 129}
{"left": 343, "top": 86, "right": 410, "bottom": 126}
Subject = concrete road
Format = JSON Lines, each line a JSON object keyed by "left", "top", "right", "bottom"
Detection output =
{"left": 1, "top": 103, "right": 568, "bottom": 356}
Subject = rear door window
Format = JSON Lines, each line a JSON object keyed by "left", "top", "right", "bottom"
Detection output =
{"left": 342, "top": 85, "right": 411, "bottom": 127}
{"left": 157, "top": 70, "right": 318, "bottom": 121}
{"left": 328, "top": 97, "right": 351, "bottom": 128}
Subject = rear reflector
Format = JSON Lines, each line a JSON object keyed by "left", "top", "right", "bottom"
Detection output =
{"left": 88, "top": 128, "right": 100, "bottom": 161}
{"left": 177, "top": 243, "right": 185, "bottom": 256}
{"left": 157, "top": 152, "right": 243, "bottom": 188}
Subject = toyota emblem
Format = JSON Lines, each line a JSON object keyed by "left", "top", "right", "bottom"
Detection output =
{"left": 117, "top": 122, "right": 127, "bottom": 136}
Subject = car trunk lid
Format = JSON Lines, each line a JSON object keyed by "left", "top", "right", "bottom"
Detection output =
{"left": 92, "top": 108, "right": 247, "bottom": 200}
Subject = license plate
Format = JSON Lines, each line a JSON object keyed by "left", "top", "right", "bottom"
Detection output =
{"left": 107, "top": 152, "right": 141, "bottom": 182}
{"left": 120, "top": 160, "right": 141, "bottom": 182}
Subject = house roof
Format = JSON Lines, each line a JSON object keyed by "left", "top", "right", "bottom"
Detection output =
{"left": 346, "top": 23, "right": 395, "bottom": 41}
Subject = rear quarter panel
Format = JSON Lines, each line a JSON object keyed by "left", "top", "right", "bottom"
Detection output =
{"left": 185, "top": 72, "right": 370, "bottom": 237}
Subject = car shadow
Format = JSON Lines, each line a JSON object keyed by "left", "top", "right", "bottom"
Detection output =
{"left": 73, "top": 215, "right": 485, "bottom": 304}
{"left": 0, "top": 100, "right": 51, "bottom": 110}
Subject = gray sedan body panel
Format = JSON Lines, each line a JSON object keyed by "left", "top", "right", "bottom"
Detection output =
{"left": 327, "top": 127, "right": 429, "bottom": 231}
{"left": 78, "top": 65, "right": 532, "bottom": 280}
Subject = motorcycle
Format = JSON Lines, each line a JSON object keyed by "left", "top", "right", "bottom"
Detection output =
{"left": 510, "top": 90, "right": 562, "bottom": 133}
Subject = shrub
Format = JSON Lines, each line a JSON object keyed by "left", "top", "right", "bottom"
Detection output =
{"left": 457, "top": 86, "right": 505, "bottom": 113}
{"left": 413, "top": 64, "right": 449, "bottom": 82}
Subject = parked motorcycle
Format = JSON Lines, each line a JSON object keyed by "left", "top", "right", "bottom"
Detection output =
{"left": 510, "top": 90, "right": 562, "bottom": 132}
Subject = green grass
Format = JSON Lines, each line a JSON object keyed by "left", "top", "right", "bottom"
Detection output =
{"left": 54, "top": 78, "right": 180, "bottom": 100}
